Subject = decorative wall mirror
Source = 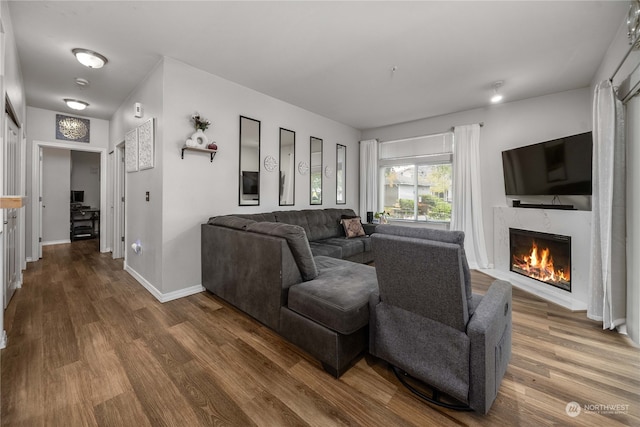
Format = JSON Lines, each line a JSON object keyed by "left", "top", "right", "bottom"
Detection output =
{"left": 310, "top": 136, "right": 323, "bottom": 205}
{"left": 239, "top": 116, "right": 261, "bottom": 206}
{"left": 279, "top": 128, "right": 295, "bottom": 206}
{"left": 336, "top": 144, "right": 346, "bottom": 204}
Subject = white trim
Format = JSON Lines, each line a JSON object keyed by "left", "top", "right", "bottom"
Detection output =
{"left": 42, "top": 239, "right": 71, "bottom": 246}
{"left": 32, "top": 140, "right": 108, "bottom": 258}
{"left": 0, "top": 330, "right": 6, "bottom": 349}
{"left": 125, "top": 264, "right": 204, "bottom": 303}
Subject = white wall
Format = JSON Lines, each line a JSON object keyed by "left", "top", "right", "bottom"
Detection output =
{"left": 25, "top": 107, "right": 110, "bottom": 259}
{"left": 41, "top": 147, "right": 70, "bottom": 244}
{"left": 160, "top": 58, "right": 361, "bottom": 294}
{"left": 361, "top": 88, "right": 591, "bottom": 266}
{"left": 108, "top": 57, "right": 362, "bottom": 296}
{"left": 109, "top": 60, "right": 164, "bottom": 290}
{"left": 71, "top": 151, "right": 101, "bottom": 209}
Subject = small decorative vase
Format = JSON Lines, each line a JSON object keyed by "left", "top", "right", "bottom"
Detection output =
{"left": 207, "top": 142, "right": 218, "bottom": 150}
{"left": 187, "top": 129, "right": 208, "bottom": 148}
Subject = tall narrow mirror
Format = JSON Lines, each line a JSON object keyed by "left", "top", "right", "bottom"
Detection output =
{"left": 310, "top": 137, "right": 323, "bottom": 205}
{"left": 239, "top": 116, "right": 260, "bottom": 206}
{"left": 279, "top": 128, "right": 295, "bottom": 206}
{"left": 336, "top": 144, "right": 346, "bottom": 204}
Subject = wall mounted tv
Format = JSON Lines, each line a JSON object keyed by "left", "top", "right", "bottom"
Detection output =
{"left": 502, "top": 131, "right": 593, "bottom": 196}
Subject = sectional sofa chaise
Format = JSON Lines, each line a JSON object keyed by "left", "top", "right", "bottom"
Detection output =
{"left": 201, "top": 208, "right": 378, "bottom": 376}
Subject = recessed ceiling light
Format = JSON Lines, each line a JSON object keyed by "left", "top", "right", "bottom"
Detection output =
{"left": 64, "top": 98, "right": 89, "bottom": 110}
{"left": 491, "top": 81, "right": 504, "bottom": 104}
{"left": 75, "top": 77, "right": 90, "bottom": 87}
{"left": 72, "top": 48, "right": 108, "bottom": 69}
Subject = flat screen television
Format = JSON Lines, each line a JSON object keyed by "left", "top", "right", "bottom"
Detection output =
{"left": 242, "top": 171, "right": 259, "bottom": 196}
{"left": 70, "top": 190, "right": 84, "bottom": 203}
{"left": 502, "top": 131, "right": 593, "bottom": 196}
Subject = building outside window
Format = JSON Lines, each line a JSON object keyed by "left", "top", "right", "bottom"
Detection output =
{"left": 379, "top": 132, "right": 453, "bottom": 223}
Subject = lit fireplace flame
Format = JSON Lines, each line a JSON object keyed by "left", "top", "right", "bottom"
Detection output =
{"left": 512, "top": 241, "right": 570, "bottom": 284}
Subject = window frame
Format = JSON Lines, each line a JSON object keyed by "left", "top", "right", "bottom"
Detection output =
{"left": 378, "top": 132, "right": 454, "bottom": 225}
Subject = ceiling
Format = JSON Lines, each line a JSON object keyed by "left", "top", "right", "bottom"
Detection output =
{"left": 8, "top": 1, "right": 629, "bottom": 130}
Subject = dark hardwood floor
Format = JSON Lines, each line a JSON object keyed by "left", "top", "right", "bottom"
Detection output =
{"left": 2, "top": 240, "right": 639, "bottom": 426}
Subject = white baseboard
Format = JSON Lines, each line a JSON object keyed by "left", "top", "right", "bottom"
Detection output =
{"left": 124, "top": 264, "right": 204, "bottom": 303}
{"left": 42, "top": 239, "right": 71, "bottom": 246}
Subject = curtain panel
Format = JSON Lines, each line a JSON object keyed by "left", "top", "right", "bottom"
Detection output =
{"left": 588, "top": 79, "right": 627, "bottom": 329}
{"left": 359, "top": 139, "right": 378, "bottom": 219}
{"left": 451, "top": 124, "right": 489, "bottom": 269}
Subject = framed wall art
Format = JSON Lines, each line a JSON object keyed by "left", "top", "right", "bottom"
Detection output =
{"left": 138, "top": 118, "right": 155, "bottom": 170}
{"left": 125, "top": 128, "right": 138, "bottom": 172}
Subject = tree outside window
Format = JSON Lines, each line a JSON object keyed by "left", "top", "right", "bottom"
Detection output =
{"left": 382, "top": 163, "right": 451, "bottom": 222}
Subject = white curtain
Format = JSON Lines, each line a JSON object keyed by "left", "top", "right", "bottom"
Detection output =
{"left": 359, "top": 139, "right": 378, "bottom": 219}
{"left": 451, "top": 124, "right": 489, "bottom": 269}
{"left": 588, "top": 80, "right": 626, "bottom": 329}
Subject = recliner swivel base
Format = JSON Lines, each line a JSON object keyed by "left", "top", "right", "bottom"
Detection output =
{"left": 392, "top": 365, "right": 473, "bottom": 412}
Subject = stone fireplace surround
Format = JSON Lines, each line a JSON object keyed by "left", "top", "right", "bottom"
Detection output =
{"left": 484, "top": 207, "right": 591, "bottom": 311}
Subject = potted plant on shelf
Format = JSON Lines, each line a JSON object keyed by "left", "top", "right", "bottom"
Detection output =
{"left": 186, "top": 112, "right": 216, "bottom": 149}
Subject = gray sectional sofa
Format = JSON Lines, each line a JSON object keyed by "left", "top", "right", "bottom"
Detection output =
{"left": 201, "top": 208, "right": 378, "bottom": 376}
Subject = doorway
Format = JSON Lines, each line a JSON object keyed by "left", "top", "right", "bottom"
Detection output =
{"left": 4, "top": 112, "right": 21, "bottom": 308}
{"left": 112, "top": 142, "right": 126, "bottom": 259}
{"left": 32, "top": 141, "right": 107, "bottom": 259}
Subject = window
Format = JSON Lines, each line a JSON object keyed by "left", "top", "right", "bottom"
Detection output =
{"left": 379, "top": 133, "right": 453, "bottom": 223}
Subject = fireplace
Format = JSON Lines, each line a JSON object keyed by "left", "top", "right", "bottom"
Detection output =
{"left": 509, "top": 228, "right": 571, "bottom": 292}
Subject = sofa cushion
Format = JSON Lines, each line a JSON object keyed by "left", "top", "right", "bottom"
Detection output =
{"left": 316, "top": 238, "right": 366, "bottom": 259}
{"left": 288, "top": 256, "right": 378, "bottom": 335}
{"left": 375, "top": 225, "right": 473, "bottom": 311}
{"left": 246, "top": 222, "right": 318, "bottom": 281}
{"left": 208, "top": 216, "right": 256, "bottom": 230}
{"left": 303, "top": 209, "right": 358, "bottom": 241}
{"left": 273, "top": 210, "right": 312, "bottom": 238}
{"left": 309, "top": 242, "right": 343, "bottom": 258}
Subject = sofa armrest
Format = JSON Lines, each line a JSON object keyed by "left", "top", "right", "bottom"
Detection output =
{"left": 362, "top": 223, "right": 378, "bottom": 236}
{"left": 466, "top": 280, "right": 512, "bottom": 414}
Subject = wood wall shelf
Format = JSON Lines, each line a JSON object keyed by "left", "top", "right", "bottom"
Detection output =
{"left": 181, "top": 146, "right": 217, "bottom": 162}
{"left": 0, "top": 196, "right": 26, "bottom": 209}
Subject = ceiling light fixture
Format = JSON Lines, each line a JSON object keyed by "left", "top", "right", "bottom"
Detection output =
{"left": 72, "top": 48, "right": 108, "bottom": 69}
{"left": 491, "top": 81, "right": 504, "bottom": 104}
{"left": 64, "top": 98, "right": 89, "bottom": 111}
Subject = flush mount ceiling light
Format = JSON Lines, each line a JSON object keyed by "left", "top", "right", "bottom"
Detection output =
{"left": 72, "top": 48, "right": 108, "bottom": 69}
{"left": 64, "top": 98, "right": 89, "bottom": 110}
{"left": 491, "top": 81, "right": 504, "bottom": 104}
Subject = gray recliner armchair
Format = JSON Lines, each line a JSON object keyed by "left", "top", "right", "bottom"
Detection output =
{"left": 369, "top": 225, "right": 512, "bottom": 414}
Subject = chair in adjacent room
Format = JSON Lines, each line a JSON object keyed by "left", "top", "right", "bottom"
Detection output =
{"left": 369, "top": 225, "right": 512, "bottom": 414}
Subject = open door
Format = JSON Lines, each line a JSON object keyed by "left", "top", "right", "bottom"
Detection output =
{"left": 4, "top": 112, "right": 20, "bottom": 307}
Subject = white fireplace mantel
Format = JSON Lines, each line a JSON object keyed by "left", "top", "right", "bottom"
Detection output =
{"left": 483, "top": 206, "right": 591, "bottom": 311}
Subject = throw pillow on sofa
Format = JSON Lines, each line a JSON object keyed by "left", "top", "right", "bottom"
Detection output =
{"left": 341, "top": 217, "right": 366, "bottom": 238}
